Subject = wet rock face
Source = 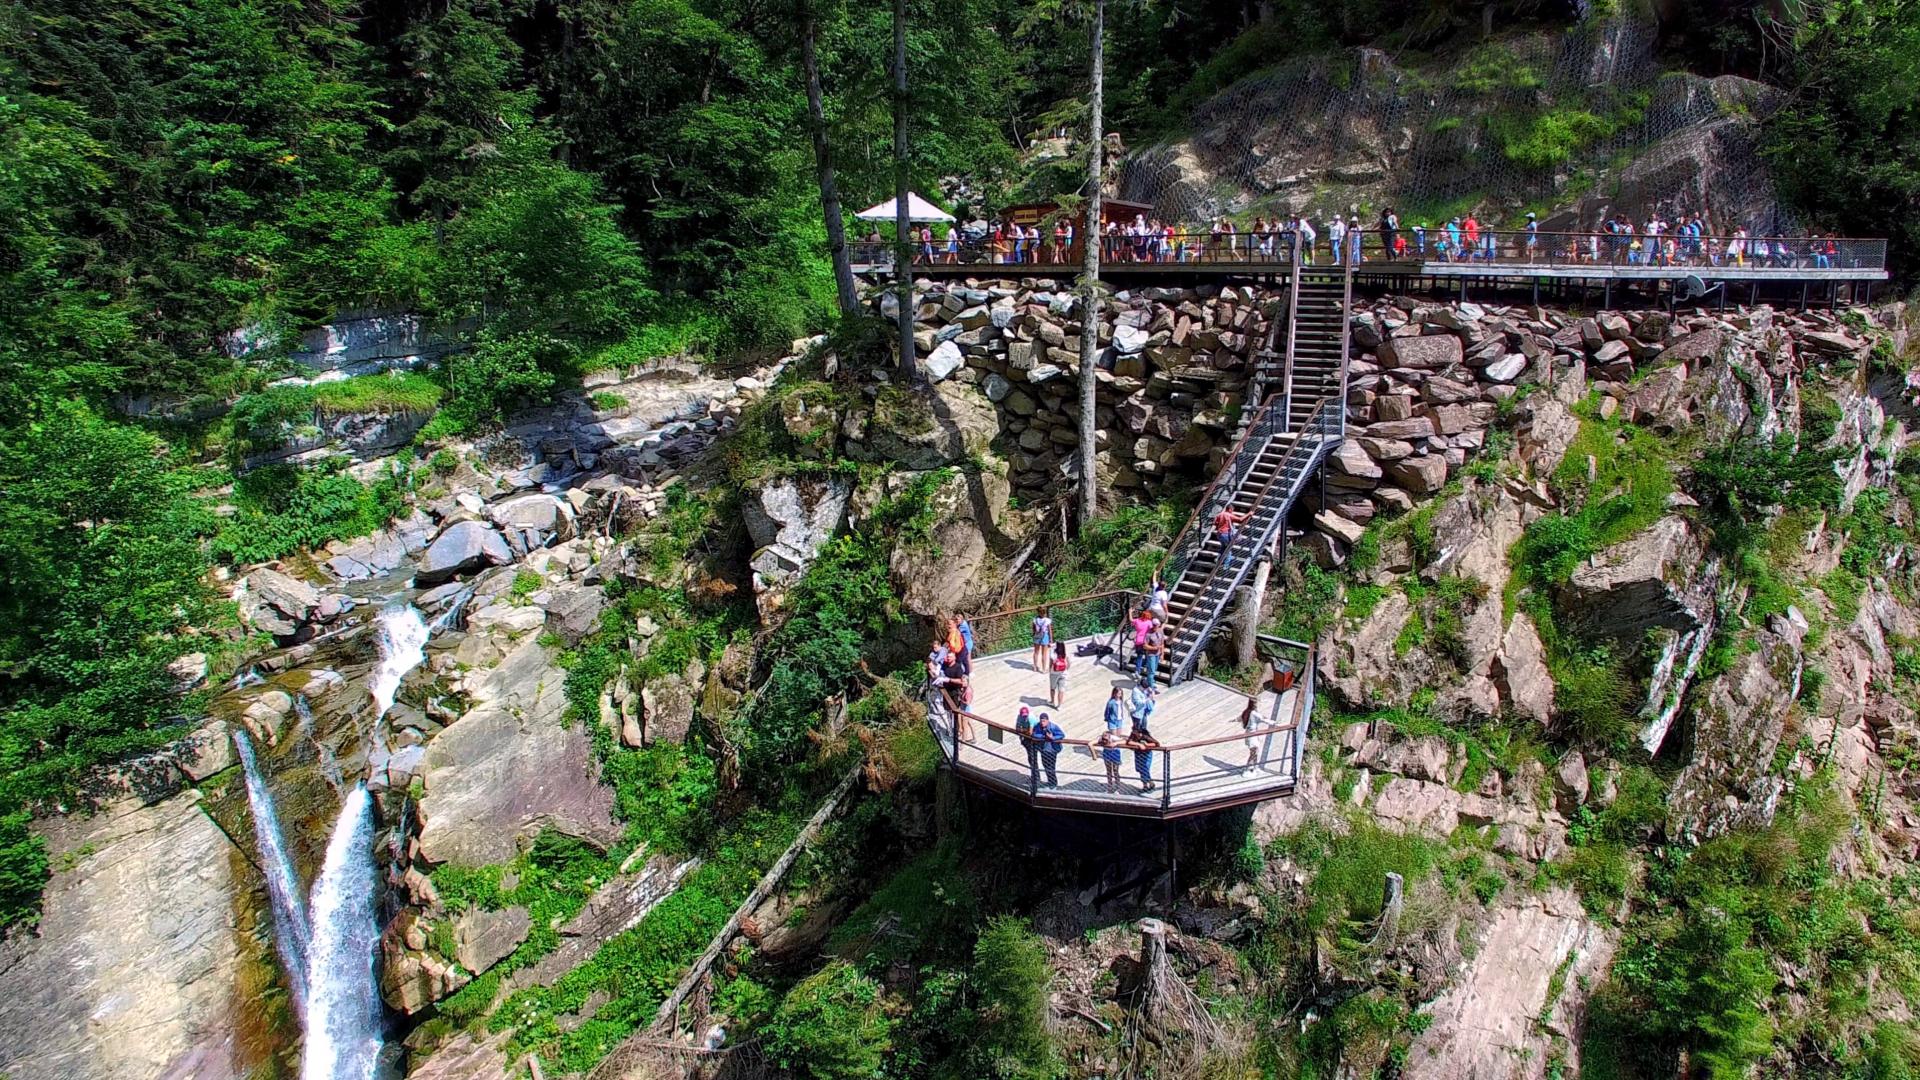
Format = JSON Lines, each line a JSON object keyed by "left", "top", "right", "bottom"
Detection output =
{"left": 417, "top": 520, "right": 513, "bottom": 585}
{"left": 0, "top": 792, "right": 249, "bottom": 1080}
{"left": 1667, "top": 627, "right": 1801, "bottom": 841}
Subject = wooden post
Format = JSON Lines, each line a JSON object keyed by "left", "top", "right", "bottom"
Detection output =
{"left": 1375, "top": 871, "right": 1404, "bottom": 944}
{"left": 1138, "top": 917, "right": 1170, "bottom": 981}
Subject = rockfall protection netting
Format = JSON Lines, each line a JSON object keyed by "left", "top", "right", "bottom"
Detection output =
{"left": 1116, "top": 17, "right": 1798, "bottom": 235}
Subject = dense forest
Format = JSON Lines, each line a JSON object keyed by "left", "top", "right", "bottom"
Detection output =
{"left": 0, "top": 0, "right": 1917, "bottom": 955}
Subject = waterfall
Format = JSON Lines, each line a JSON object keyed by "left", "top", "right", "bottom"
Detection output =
{"left": 369, "top": 605, "right": 429, "bottom": 722}
{"left": 233, "top": 728, "right": 311, "bottom": 1021}
{"left": 427, "top": 584, "right": 477, "bottom": 633}
{"left": 294, "top": 693, "right": 316, "bottom": 741}
{"left": 302, "top": 786, "right": 382, "bottom": 1080}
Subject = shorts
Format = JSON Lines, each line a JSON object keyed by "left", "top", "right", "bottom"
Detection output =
{"left": 1049, "top": 671, "right": 1067, "bottom": 693}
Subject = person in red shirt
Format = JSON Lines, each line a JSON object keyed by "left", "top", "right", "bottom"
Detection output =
{"left": 1462, "top": 215, "right": 1481, "bottom": 260}
{"left": 1213, "top": 507, "right": 1248, "bottom": 570}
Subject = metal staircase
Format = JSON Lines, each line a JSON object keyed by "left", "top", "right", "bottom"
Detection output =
{"left": 1154, "top": 264, "right": 1353, "bottom": 685}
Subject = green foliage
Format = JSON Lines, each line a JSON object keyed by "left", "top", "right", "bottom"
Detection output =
{"left": 764, "top": 962, "right": 896, "bottom": 1080}
{"left": 1270, "top": 557, "right": 1343, "bottom": 641}
{"left": 1271, "top": 818, "right": 1437, "bottom": 935}
{"left": 1033, "top": 499, "right": 1190, "bottom": 600}
{"left": 1454, "top": 43, "right": 1543, "bottom": 94}
{"left": 213, "top": 460, "right": 407, "bottom": 563}
{"left": 436, "top": 329, "right": 573, "bottom": 434}
{"left": 0, "top": 404, "right": 216, "bottom": 919}
{"left": 0, "top": 809, "right": 50, "bottom": 931}
{"left": 959, "top": 916, "right": 1059, "bottom": 1080}
{"left": 831, "top": 845, "right": 974, "bottom": 973}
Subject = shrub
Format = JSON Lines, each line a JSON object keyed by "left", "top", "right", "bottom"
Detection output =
{"left": 437, "top": 328, "right": 573, "bottom": 432}
{"left": 213, "top": 460, "right": 407, "bottom": 563}
{"left": 0, "top": 810, "right": 49, "bottom": 931}
{"left": 764, "top": 961, "right": 895, "bottom": 1080}
{"left": 965, "top": 916, "right": 1059, "bottom": 1080}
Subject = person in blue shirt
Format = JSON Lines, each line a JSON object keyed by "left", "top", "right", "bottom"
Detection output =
{"left": 1104, "top": 687, "right": 1127, "bottom": 732}
{"left": 1097, "top": 727, "right": 1124, "bottom": 792}
{"left": 1033, "top": 713, "right": 1065, "bottom": 788}
{"left": 957, "top": 617, "right": 974, "bottom": 659}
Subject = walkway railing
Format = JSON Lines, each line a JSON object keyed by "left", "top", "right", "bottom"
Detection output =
{"left": 851, "top": 230, "right": 1887, "bottom": 272}
{"left": 1153, "top": 393, "right": 1290, "bottom": 600}
{"left": 922, "top": 641, "right": 1314, "bottom": 815}
{"left": 962, "top": 590, "right": 1137, "bottom": 659}
{"left": 1401, "top": 229, "right": 1885, "bottom": 271}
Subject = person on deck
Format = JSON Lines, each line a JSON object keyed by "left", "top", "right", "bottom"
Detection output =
{"left": 1096, "top": 727, "right": 1125, "bottom": 793}
{"left": 1239, "top": 696, "right": 1263, "bottom": 775}
{"left": 1034, "top": 712, "right": 1065, "bottom": 788}
{"left": 1378, "top": 207, "right": 1397, "bottom": 259}
{"left": 1128, "top": 725, "right": 1162, "bottom": 795}
{"left": 1105, "top": 687, "right": 1128, "bottom": 733}
{"left": 1128, "top": 608, "right": 1155, "bottom": 675}
{"left": 1297, "top": 215, "right": 1316, "bottom": 264}
{"left": 1328, "top": 214, "right": 1346, "bottom": 266}
{"left": 1030, "top": 606, "right": 1054, "bottom": 673}
{"left": 1462, "top": 214, "right": 1481, "bottom": 260}
{"left": 1048, "top": 641, "right": 1070, "bottom": 709}
{"left": 1138, "top": 621, "right": 1164, "bottom": 687}
{"left": 1524, "top": 212, "right": 1539, "bottom": 261}
{"left": 1128, "top": 683, "right": 1156, "bottom": 730}
{"left": 1015, "top": 705, "right": 1038, "bottom": 784}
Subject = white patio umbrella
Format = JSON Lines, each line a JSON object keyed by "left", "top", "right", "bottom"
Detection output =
{"left": 853, "top": 192, "right": 955, "bottom": 223}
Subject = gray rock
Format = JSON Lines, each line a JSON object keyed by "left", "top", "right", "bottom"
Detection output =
{"left": 742, "top": 475, "right": 854, "bottom": 587}
{"left": 242, "top": 567, "right": 320, "bottom": 635}
{"left": 1382, "top": 334, "right": 1464, "bottom": 369}
{"left": 454, "top": 906, "right": 531, "bottom": 975}
{"left": 1561, "top": 516, "right": 1716, "bottom": 640}
{"left": 982, "top": 372, "right": 1013, "bottom": 403}
{"left": 418, "top": 521, "right": 513, "bottom": 586}
{"left": 490, "top": 493, "right": 574, "bottom": 536}
{"left": 1112, "top": 324, "right": 1150, "bottom": 354}
{"left": 1385, "top": 454, "right": 1449, "bottom": 493}
{"left": 1483, "top": 354, "right": 1527, "bottom": 383}
{"left": 543, "top": 583, "right": 608, "bottom": 646}
{"left": 922, "top": 339, "right": 965, "bottom": 382}
{"left": 642, "top": 674, "right": 697, "bottom": 747}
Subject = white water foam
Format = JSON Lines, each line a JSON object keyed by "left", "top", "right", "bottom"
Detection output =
{"left": 301, "top": 786, "right": 382, "bottom": 1080}
{"left": 232, "top": 728, "right": 311, "bottom": 1020}
{"left": 369, "top": 605, "right": 429, "bottom": 722}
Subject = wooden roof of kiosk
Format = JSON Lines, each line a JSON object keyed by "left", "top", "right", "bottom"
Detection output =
{"left": 1001, "top": 198, "right": 1154, "bottom": 228}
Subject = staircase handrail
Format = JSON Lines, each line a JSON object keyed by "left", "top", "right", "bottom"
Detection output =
{"left": 1162, "top": 395, "right": 1344, "bottom": 683}
{"left": 1280, "top": 262, "right": 1304, "bottom": 433}
{"left": 1335, "top": 263, "right": 1355, "bottom": 437}
{"left": 1151, "top": 393, "right": 1287, "bottom": 593}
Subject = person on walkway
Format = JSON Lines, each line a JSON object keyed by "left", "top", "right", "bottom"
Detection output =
{"left": 1239, "top": 697, "right": 1262, "bottom": 776}
{"left": 1378, "top": 207, "right": 1397, "bottom": 258}
{"left": 1327, "top": 214, "right": 1346, "bottom": 266}
{"left": 1213, "top": 506, "right": 1248, "bottom": 570}
{"left": 1297, "top": 215, "right": 1316, "bottom": 264}
{"left": 1129, "top": 608, "right": 1156, "bottom": 676}
{"left": 1030, "top": 606, "right": 1053, "bottom": 673}
{"left": 1148, "top": 577, "right": 1171, "bottom": 620}
{"left": 1128, "top": 682, "right": 1156, "bottom": 731}
{"left": 1034, "top": 712, "right": 1065, "bottom": 788}
{"left": 1097, "top": 727, "right": 1124, "bottom": 793}
{"left": 1139, "top": 621, "right": 1165, "bottom": 686}
{"left": 1015, "top": 705, "right": 1038, "bottom": 785}
{"left": 1445, "top": 218, "right": 1462, "bottom": 261}
{"left": 1104, "top": 686, "right": 1128, "bottom": 733}
{"left": 1128, "top": 725, "right": 1162, "bottom": 795}
{"left": 1462, "top": 213, "right": 1480, "bottom": 260}
{"left": 1347, "top": 215, "right": 1363, "bottom": 265}
{"left": 1048, "top": 641, "right": 1070, "bottom": 709}
{"left": 1524, "top": 212, "right": 1539, "bottom": 262}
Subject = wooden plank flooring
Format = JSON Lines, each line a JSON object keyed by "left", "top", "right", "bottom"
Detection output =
{"left": 940, "top": 636, "right": 1302, "bottom": 815}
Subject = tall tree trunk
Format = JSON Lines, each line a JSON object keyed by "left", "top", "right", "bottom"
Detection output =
{"left": 1075, "top": 0, "right": 1105, "bottom": 532}
{"left": 801, "top": 3, "right": 858, "bottom": 319}
{"left": 892, "top": 0, "right": 914, "bottom": 380}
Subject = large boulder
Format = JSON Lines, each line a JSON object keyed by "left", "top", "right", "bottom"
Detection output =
{"left": 418, "top": 520, "right": 513, "bottom": 585}
{"left": 417, "top": 638, "right": 620, "bottom": 866}
{"left": 541, "top": 583, "right": 608, "bottom": 645}
{"left": 1381, "top": 334, "right": 1464, "bottom": 369}
{"left": 642, "top": 673, "right": 698, "bottom": 747}
{"left": 852, "top": 382, "right": 998, "bottom": 469}
{"left": 489, "top": 493, "right": 576, "bottom": 541}
{"left": 1496, "top": 611, "right": 1554, "bottom": 724}
{"left": 454, "top": 906, "right": 532, "bottom": 975}
{"left": 1666, "top": 628, "right": 1799, "bottom": 841}
{"left": 239, "top": 567, "right": 320, "bottom": 636}
{"left": 0, "top": 792, "right": 248, "bottom": 1080}
{"left": 744, "top": 475, "right": 854, "bottom": 612}
{"left": 1560, "top": 516, "right": 1717, "bottom": 640}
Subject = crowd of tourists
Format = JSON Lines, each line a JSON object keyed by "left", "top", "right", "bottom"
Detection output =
{"left": 876, "top": 208, "right": 1855, "bottom": 270}
{"left": 926, "top": 573, "right": 1287, "bottom": 798}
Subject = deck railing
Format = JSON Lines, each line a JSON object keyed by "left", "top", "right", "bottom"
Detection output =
{"left": 922, "top": 642, "right": 1314, "bottom": 815}
{"left": 852, "top": 230, "right": 1887, "bottom": 272}
{"left": 960, "top": 590, "right": 1138, "bottom": 660}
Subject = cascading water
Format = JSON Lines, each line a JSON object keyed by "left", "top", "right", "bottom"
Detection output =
{"left": 294, "top": 693, "right": 316, "bottom": 741}
{"left": 302, "top": 786, "right": 382, "bottom": 1080}
{"left": 233, "top": 728, "right": 311, "bottom": 1021}
{"left": 369, "top": 605, "right": 430, "bottom": 722}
